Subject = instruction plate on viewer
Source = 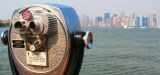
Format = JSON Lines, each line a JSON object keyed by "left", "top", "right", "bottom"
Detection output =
{"left": 26, "top": 51, "right": 47, "bottom": 66}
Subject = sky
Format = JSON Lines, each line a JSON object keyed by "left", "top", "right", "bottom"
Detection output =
{"left": 0, "top": 0, "right": 160, "bottom": 19}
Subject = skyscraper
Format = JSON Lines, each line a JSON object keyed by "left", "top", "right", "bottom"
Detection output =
{"left": 103, "top": 13, "right": 111, "bottom": 27}
{"left": 136, "top": 16, "right": 140, "bottom": 28}
{"left": 120, "top": 12, "right": 129, "bottom": 28}
{"left": 104, "top": 13, "right": 110, "bottom": 19}
{"left": 95, "top": 16, "right": 103, "bottom": 27}
{"left": 153, "top": 14, "right": 157, "bottom": 27}
{"left": 111, "top": 14, "right": 121, "bottom": 28}
{"left": 148, "top": 14, "right": 156, "bottom": 28}
{"left": 142, "top": 16, "right": 148, "bottom": 27}
{"left": 129, "top": 13, "right": 136, "bottom": 28}
{"left": 81, "top": 14, "right": 90, "bottom": 26}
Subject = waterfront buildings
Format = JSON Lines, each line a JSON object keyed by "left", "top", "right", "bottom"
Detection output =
{"left": 0, "top": 19, "right": 10, "bottom": 24}
{"left": 81, "top": 12, "right": 158, "bottom": 29}
{"left": 0, "top": 19, "right": 10, "bottom": 27}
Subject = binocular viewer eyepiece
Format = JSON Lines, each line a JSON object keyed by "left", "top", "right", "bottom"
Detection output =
{"left": 14, "top": 20, "right": 41, "bottom": 32}
{"left": 14, "top": 21, "right": 23, "bottom": 29}
{"left": 1, "top": 4, "right": 93, "bottom": 75}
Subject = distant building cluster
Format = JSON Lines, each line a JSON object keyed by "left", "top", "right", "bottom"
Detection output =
{"left": 0, "top": 19, "right": 10, "bottom": 24}
{"left": 81, "top": 12, "right": 158, "bottom": 29}
{"left": 0, "top": 19, "right": 10, "bottom": 27}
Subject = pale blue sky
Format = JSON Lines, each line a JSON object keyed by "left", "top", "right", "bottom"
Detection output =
{"left": 0, "top": 0, "right": 160, "bottom": 19}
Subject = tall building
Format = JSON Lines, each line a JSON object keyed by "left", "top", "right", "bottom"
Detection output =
{"left": 129, "top": 13, "right": 136, "bottom": 28}
{"left": 111, "top": 15, "right": 117, "bottom": 27}
{"left": 119, "top": 12, "right": 129, "bottom": 28}
{"left": 142, "top": 16, "right": 148, "bottom": 27}
{"left": 136, "top": 16, "right": 140, "bottom": 28}
{"left": 153, "top": 14, "right": 157, "bottom": 27}
{"left": 104, "top": 13, "right": 110, "bottom": 19}
{"left": 148, "top": 14, "right": 156, "bottom": 28}
{"left": 81, "top": 14, "right": 90, "bottom": 26}
{"left": 88, "top": 19, "right": 94, "bottom": 26}
{"left": 103, "top": 13, "right": 111, "bottom": 27}
{"left": 111, "top": 14, "right": 121, "bottom": 28}
{"left": 95, "top": 16, "right": 103, "bottom": 27}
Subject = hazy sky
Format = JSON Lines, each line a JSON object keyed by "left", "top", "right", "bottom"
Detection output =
{"left": 0, "top": 0, "right": 160, "bottom": 19}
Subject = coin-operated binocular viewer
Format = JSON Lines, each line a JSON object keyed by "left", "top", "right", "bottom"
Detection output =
{"left": 1, "top": 4, "right": 93, "bottom": 75}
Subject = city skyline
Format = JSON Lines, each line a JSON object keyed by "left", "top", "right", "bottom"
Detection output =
{"left": 0, "top": 0, "right": 160, "bottom": 19}
{"left": 0, "top": 10, "right": 159, "bottom": 28}
{"left": 81, "top": 11, "right": 159, "bottom": 29}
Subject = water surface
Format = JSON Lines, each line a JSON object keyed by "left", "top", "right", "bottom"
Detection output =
{"left": 1, "top": 27, "right": 160, "bottom": 75}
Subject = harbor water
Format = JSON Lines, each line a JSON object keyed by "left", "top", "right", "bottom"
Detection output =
{"left": 1, "top": 27, "right": 160, "bottom": 75}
